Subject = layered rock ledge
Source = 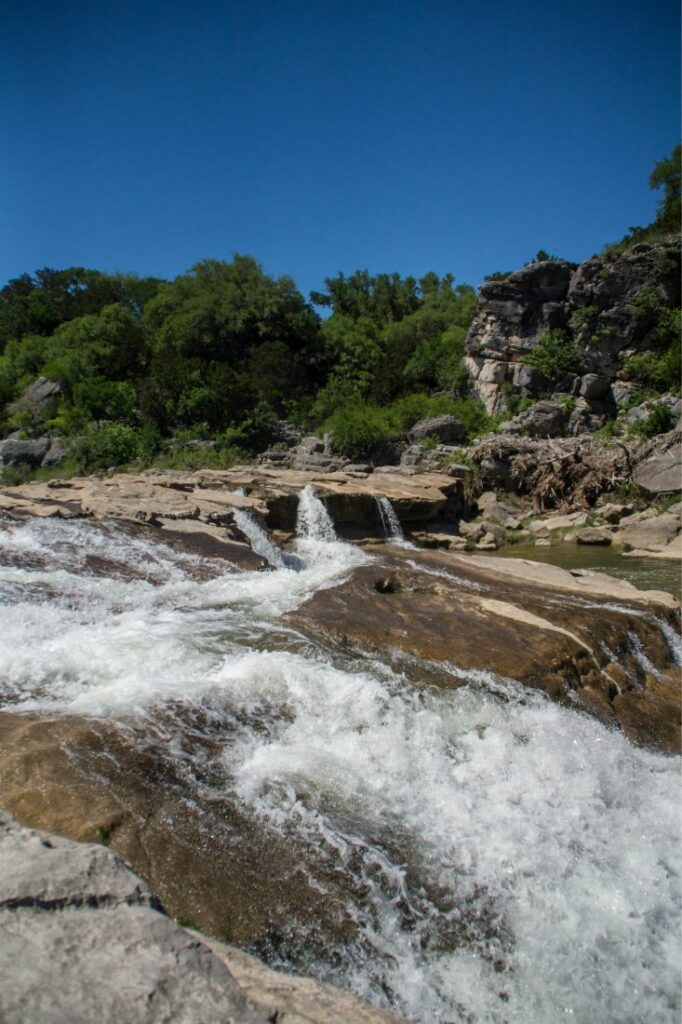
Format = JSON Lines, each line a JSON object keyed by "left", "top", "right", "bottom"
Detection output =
{"left": 0, "top": 465, "right": 466, "bottom": 541}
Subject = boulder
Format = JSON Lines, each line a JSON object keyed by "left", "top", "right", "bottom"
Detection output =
{"left": 7, "top": 378, "right": 61, "bottom": 420}
{"left": 500, "top": 401, "right": 568, "bottom": 438}
{"left": 576, "top": 527, "right": 612, "bottom": 546}
{"left": 633, "top": 440, "right": 682, "bottom": 494}
{"left": 0, "top": 811, "right": 404, "bottom": 1024}
{"left": 579, "top": 374, "right": 611, "bottom": 400}
{"left": 0, "top": 437, "right": 51, "bottom": 468}
{"left": 41, "top": 439, "right": 67, "bottom": 467}
{"left": 407, "top": 415, "right": 467, "bottom": 445}
{"left": 511, "top": 363, "right": 549, "bottom": 397}
{"left": 617, "top": 512, "right": 681, "bottom": 554}
{"left": 595, "top": 502, "right": 632, "bottom": 525}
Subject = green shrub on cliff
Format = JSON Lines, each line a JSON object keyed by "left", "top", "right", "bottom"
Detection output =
{"left": 523, "top": 330, "right": 579, "bottom": 379}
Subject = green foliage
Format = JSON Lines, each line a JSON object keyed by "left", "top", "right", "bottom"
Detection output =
{"left": 0, "top": 268, "right": 153, "bottom": 348}
{"left": 484, "top": 270, "right": 512, "bottom": 282}
{"left": 146, "top": 255, "right": 318, "bottom": 363}
{"left": 649, "top": 144, "right": 681, "bottom": 234}
{"left": 595, "top": 419, "right": 623, "bottom": 438}
{"left": 323, "top": 403, "right": 395, "bottom": 459}
{"left": 150, "top": 444, "right": 241, "bottom": 473}
{"left": 632, "top": 402, "right": 677, "bottom": 439}
{"left": 71, "top": 423, "right": 141, "bottom": 472}
{"left": 524, "top": 330, "right": 579, "bottom": 379}
{"left": 569, "top": 305, "right": 599, "bottom": 333}
{"left": 624, "top": 304, "right": 681, "bottom": 391}
{"left": 325, "top": 392, "right": 490, "bottom": 458}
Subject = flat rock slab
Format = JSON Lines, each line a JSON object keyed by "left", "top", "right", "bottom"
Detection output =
{"left": 0, "top": 811, "right": 405, "bottom": 1024}
{"left": 633, "top": 441, "right": 682, "bottom": 494}
{"left": 0, "top": 466, "right": 464, "bottom": 536}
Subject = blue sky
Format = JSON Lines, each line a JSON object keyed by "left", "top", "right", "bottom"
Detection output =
{"left": 2, "top": 0, "right": 679, "bottom": 299}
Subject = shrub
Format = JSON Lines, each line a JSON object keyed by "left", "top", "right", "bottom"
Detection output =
{"left": 632, "top": 402, "right": 677, "bottom": 440}
{"left": 72, "top": 423, "right": 141, "bottom": 472}
{"left": 325, "top": 403, "right": 394, "bottom": 458}
{"left": 524, "top": 330, "right": 579, "bottom": 379}
{"left": 569, "top": 305, "right": 599, "bottom": 332}
{"left": 624, "top": 341, "right": 681, "bottom": 393}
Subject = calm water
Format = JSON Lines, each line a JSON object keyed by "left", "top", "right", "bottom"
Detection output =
{"left": 478, "top": 541, "right": 681, "bottom": 601}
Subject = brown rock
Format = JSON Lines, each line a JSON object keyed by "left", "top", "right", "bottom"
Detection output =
{"left": 576, "top": 528, "right": 612, "bottom": 546}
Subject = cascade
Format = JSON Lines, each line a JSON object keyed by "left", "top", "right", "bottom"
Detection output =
{"left": 376, "top": 496, "right": 407, "bottom": 545}
{"left": 232, "top": 508, "right": 285, "bottom": 568}
{"left": 0, "top": 512, "right": 679, "bottom": 1024}
{"left": 295, "top": 485, "right": 338, "bottom": 542}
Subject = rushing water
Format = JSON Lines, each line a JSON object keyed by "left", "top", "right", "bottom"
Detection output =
{"left": 0, "top": 503, "right": 680, "bottom": 1024}
{"left": 376, "top": 496, "right": 409, "bottom": 546}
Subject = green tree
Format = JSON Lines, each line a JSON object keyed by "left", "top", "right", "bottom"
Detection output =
{"left": 649, "top": 144, "right": 681, "bottom": 233}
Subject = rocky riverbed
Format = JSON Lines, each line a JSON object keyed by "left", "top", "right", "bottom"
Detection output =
{"left": 0, "top": 472, "right": 679, "bottom": 1022}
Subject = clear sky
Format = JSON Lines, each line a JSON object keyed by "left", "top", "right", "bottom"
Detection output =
{"left": 2, "top": 0, "right": 680, "bottom": 298}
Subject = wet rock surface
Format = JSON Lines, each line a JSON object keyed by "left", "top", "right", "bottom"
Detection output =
{"left": 0, "top": 810, "right": 404, "bottom": 1024}
{"left": 289, "top": 546, "right": 680, "bottom": 754}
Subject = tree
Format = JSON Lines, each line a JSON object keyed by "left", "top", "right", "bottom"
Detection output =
{"left": 649, "top": 144, "right": 681, "bottom": 233}
{"left": 145, "top": 255, "right": 319, "bottom": 362}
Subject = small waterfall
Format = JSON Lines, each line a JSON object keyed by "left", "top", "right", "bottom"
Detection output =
{"left": 376, "top": 496, "right": 407, "bottom": 545}
{"left": 296, "top": 485, "right": 337, "bottom": 542}
{"left": 656, "top": 616, "right": 682, "bottom": 666}
{"left": 232, "top": 509, "right": 285, "bottom": 568}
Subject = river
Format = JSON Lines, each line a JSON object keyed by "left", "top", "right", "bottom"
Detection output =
{"left": 0, "top": 495, "right": 679, "bottom": 1024}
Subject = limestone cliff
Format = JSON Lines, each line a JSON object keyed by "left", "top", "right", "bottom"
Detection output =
{"left": 465, "top": 239, "right": 681, "bottom": 420}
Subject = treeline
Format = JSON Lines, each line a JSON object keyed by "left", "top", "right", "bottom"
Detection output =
{"left": 0, "top": 259, "right": 484, "bottom": 470}
{"left": 1, "top": 145, "right": 678, "bottom": 475}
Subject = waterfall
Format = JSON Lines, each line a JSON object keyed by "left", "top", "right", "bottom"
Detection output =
{"left": 655, "top": 616, "right": 682, "bottom": 665}
{"left": 232, "top": 508, "right": 285, "bottom": 568}
{"left": 376, "top": 496, "right": 410, "bottom": 546}
{"left": 296, "top": 485, "right": 337, "bottom": 542}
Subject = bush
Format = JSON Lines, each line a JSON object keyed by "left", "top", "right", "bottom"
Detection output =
{"left": 324, "top": 402, "right": 394, "bottom": 458}
{"left": 524, "top": 330, "right": 579, "bottom": 379}
{"left": 633, "top": 402, "right": 677, "bottom": 440}
{"left": 72, "top": 423, "right": 141, "bottom": 472}
{"left": 624, "top": 341, "right": 681, "bottom": 393}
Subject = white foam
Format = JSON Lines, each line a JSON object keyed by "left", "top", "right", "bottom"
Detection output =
{"left": 0, "top": 515, "right": 678, "bottom": 1023}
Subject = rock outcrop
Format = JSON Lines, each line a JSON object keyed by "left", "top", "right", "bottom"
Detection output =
{"left": 0, "top": 810, "right": 405, "bottom": 1024}
{"left": 0, "top": 465, "right": 468, "bottom": 539}
{"left": 465, "top": 240, "right": 681, "bottom": 416}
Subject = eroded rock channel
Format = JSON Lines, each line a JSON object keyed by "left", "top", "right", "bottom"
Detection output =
{"left": 0, "top": 475, "right": 679, "bottom": 1023}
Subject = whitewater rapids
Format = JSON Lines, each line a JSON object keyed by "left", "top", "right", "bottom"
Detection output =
{"left": 0, "top": 496, "right": 679, "bottom": 1024}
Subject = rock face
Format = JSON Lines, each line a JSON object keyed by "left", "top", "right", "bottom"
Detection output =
{"left": 499, "top": 399, "right": 568, "bottom": 438}
{"left": 0, "top": 437, "right": 51, "bottom": 468}
{"left": 0, "top": 811, "right": 404, "bottom": 1024}
{"left": 465, "top": 241, "right": 681, "bottom": 415}
{"left": 7, "top": 377, "right": 61, "bottom": 420}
